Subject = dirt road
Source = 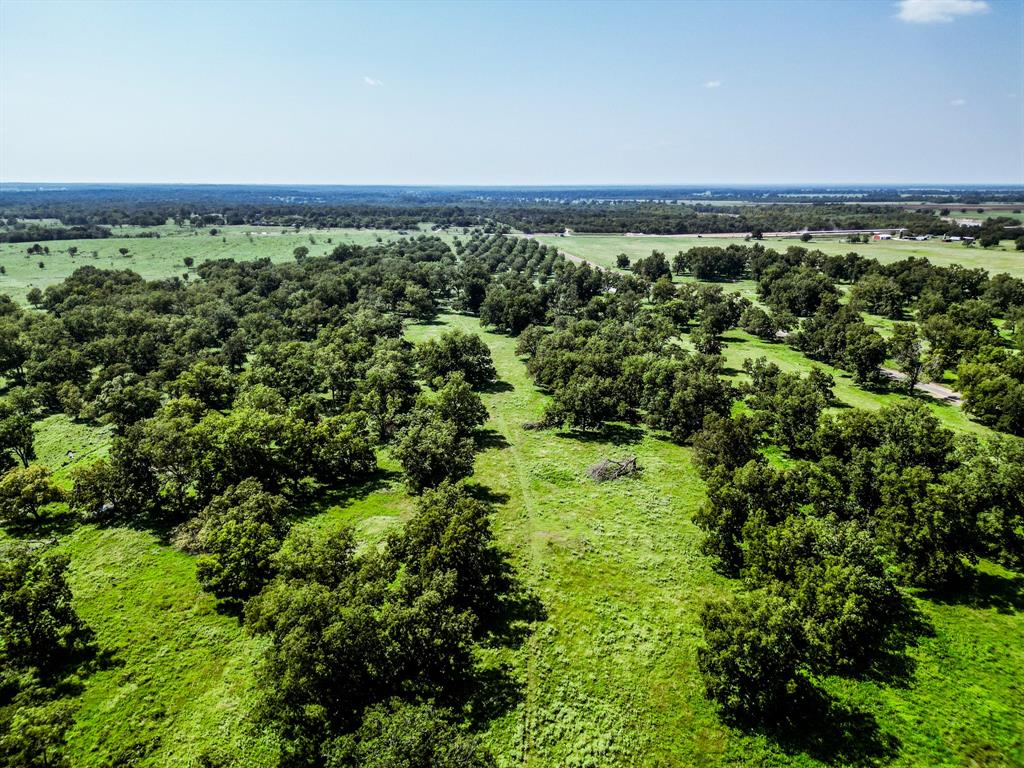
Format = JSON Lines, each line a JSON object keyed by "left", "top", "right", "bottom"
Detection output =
{"left": 880, "top": 368, "right": 962, "bottom": 405}
{"left": 522, "top": 237, "right": 607, "bottom": 271}
{"left": 523, "top": 228, "right": 906, "bottom": 240}
{"left": 773, "top": 331, "right": 961, "bottom": 405}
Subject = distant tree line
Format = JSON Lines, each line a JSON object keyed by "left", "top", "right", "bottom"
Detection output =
{"left": 9, "top": 196, "right": 1021, "bottom": 239}
{"left": 0, "top": 224, "right": 112, "bottom": 243}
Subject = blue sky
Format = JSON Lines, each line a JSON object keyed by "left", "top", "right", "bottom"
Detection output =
{"left": 1, "top": 0, "right": 1021, "bottom": 184}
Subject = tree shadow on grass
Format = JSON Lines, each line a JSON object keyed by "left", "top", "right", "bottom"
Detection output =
{"left": 480, "top": 379, "right": 514, "bottom": 394}
{"left": 747, "top": 686, "right": 900, "bottom": 768}
{"left": 2, "top": 506, "right": 80, "bottom": 541}
{"left": 923, "top": 567, "right": 1024, "bottom": 614}
{"left": 463, "top": 581, "right": 545, "bottom": 729}
{"left": 453, "top": 479, "right": 546, "bottom": 730}
{"left": 463, "top": 482, "right": 510, "bottom": 508}
{"left": 105, "top": 469, "right": 405, "bottom": 546}
{"left": 482, "top": 583, "right": 547, "bottom": 651}
{"left": 26, "top": 612, "right": 116, "bottom": 694}
{"left": 555, "top": 422, "right": 644, "bottom": 446}
{"left": 474, "top": 428, "right": 510, "bottom": 451}
{"left": 212, "top": 597, "right": 250, "bottom": 620}
{"left": 463, "top": 659, "right": 526, "bottom": 730}
{"left": 305, "top": 469, "right": 404, "bottom": 518}
{"left": 856, "top": 600, "right": 933, "bottom": 689}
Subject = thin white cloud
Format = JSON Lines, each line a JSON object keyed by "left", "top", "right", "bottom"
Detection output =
{"left": 950, "top": 98, "right": 967, "bottom": 106}
{"left": 703, "top": 80, "right": 722, "bottom": 89}
{"left": 363, "top": 76, "right": 383, "bottom": 87}
{"left": 896, "top": 0, "right": 990, "bottom": 24}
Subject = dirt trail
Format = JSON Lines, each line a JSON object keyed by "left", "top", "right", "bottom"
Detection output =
{"left": 880, "top": 368, "right": 962, "bottom": 405}
{"left": 523, "top": 228, "right": 905, "bottom": 240}
{"left": 557, "top": 247, "right": 605, "bottom": 270}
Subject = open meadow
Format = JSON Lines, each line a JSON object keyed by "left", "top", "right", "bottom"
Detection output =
{"left": 0, "top": 224, "right": 452, "bottom": 303}
{"left": 534, "top": 234, "right": 1024, "bottom": 278}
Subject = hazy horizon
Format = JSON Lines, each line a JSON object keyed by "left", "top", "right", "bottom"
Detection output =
{"left": 3, "top": 181, "right": 1023, "bottom": 190}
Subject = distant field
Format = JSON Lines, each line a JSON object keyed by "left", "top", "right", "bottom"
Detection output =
{"left": 534, "top": 233, "right": 1024, "bottom": 278}
{"left": 946, "top": 210, "right": 1024, "bottom": 222}
{"left": 4, "top": 227, "right": 1021, "bottom": 307}
{"left": 0, "top": 224, "right": 454, "bottom": 302}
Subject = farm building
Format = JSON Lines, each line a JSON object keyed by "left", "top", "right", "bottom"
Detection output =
{"left": 871, "top": 233, "right": 892, "bottom": 241}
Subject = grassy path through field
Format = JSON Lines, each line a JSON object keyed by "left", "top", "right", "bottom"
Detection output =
{"left": 408, "top": 314, "right": 734, "bottom": 765}
{"left": 487, "top": 372, "right": 543, "bottom": 764}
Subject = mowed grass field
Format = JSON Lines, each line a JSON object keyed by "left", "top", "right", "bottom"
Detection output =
{"left": 21, "top": 313, "right": 1020, "bottom": 767}
{"left": 0, "top": 223, "right": 456, "bottom": 303}
{"left": 534, "top": 234, "right": 1024, "bottom": 278}
{"left": 948, "top": 210, "right": 1024, "bottom": 222}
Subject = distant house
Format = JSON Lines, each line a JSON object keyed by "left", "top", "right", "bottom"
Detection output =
{"left": 872, "top": 233, "right": 892, "bottom": 241}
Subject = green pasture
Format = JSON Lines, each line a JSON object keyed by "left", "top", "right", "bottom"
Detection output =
{"left": 534, "top": 234, "right": 1024, "bottom": 278}
{"left": 0, "top": 224, "right": 453, "bottom": 303}
{"left": 413, "top": 315, "right": 1022, "bottom": 766}
{"left": 946, "top": 210, "right": 1024, "bottom": 222}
